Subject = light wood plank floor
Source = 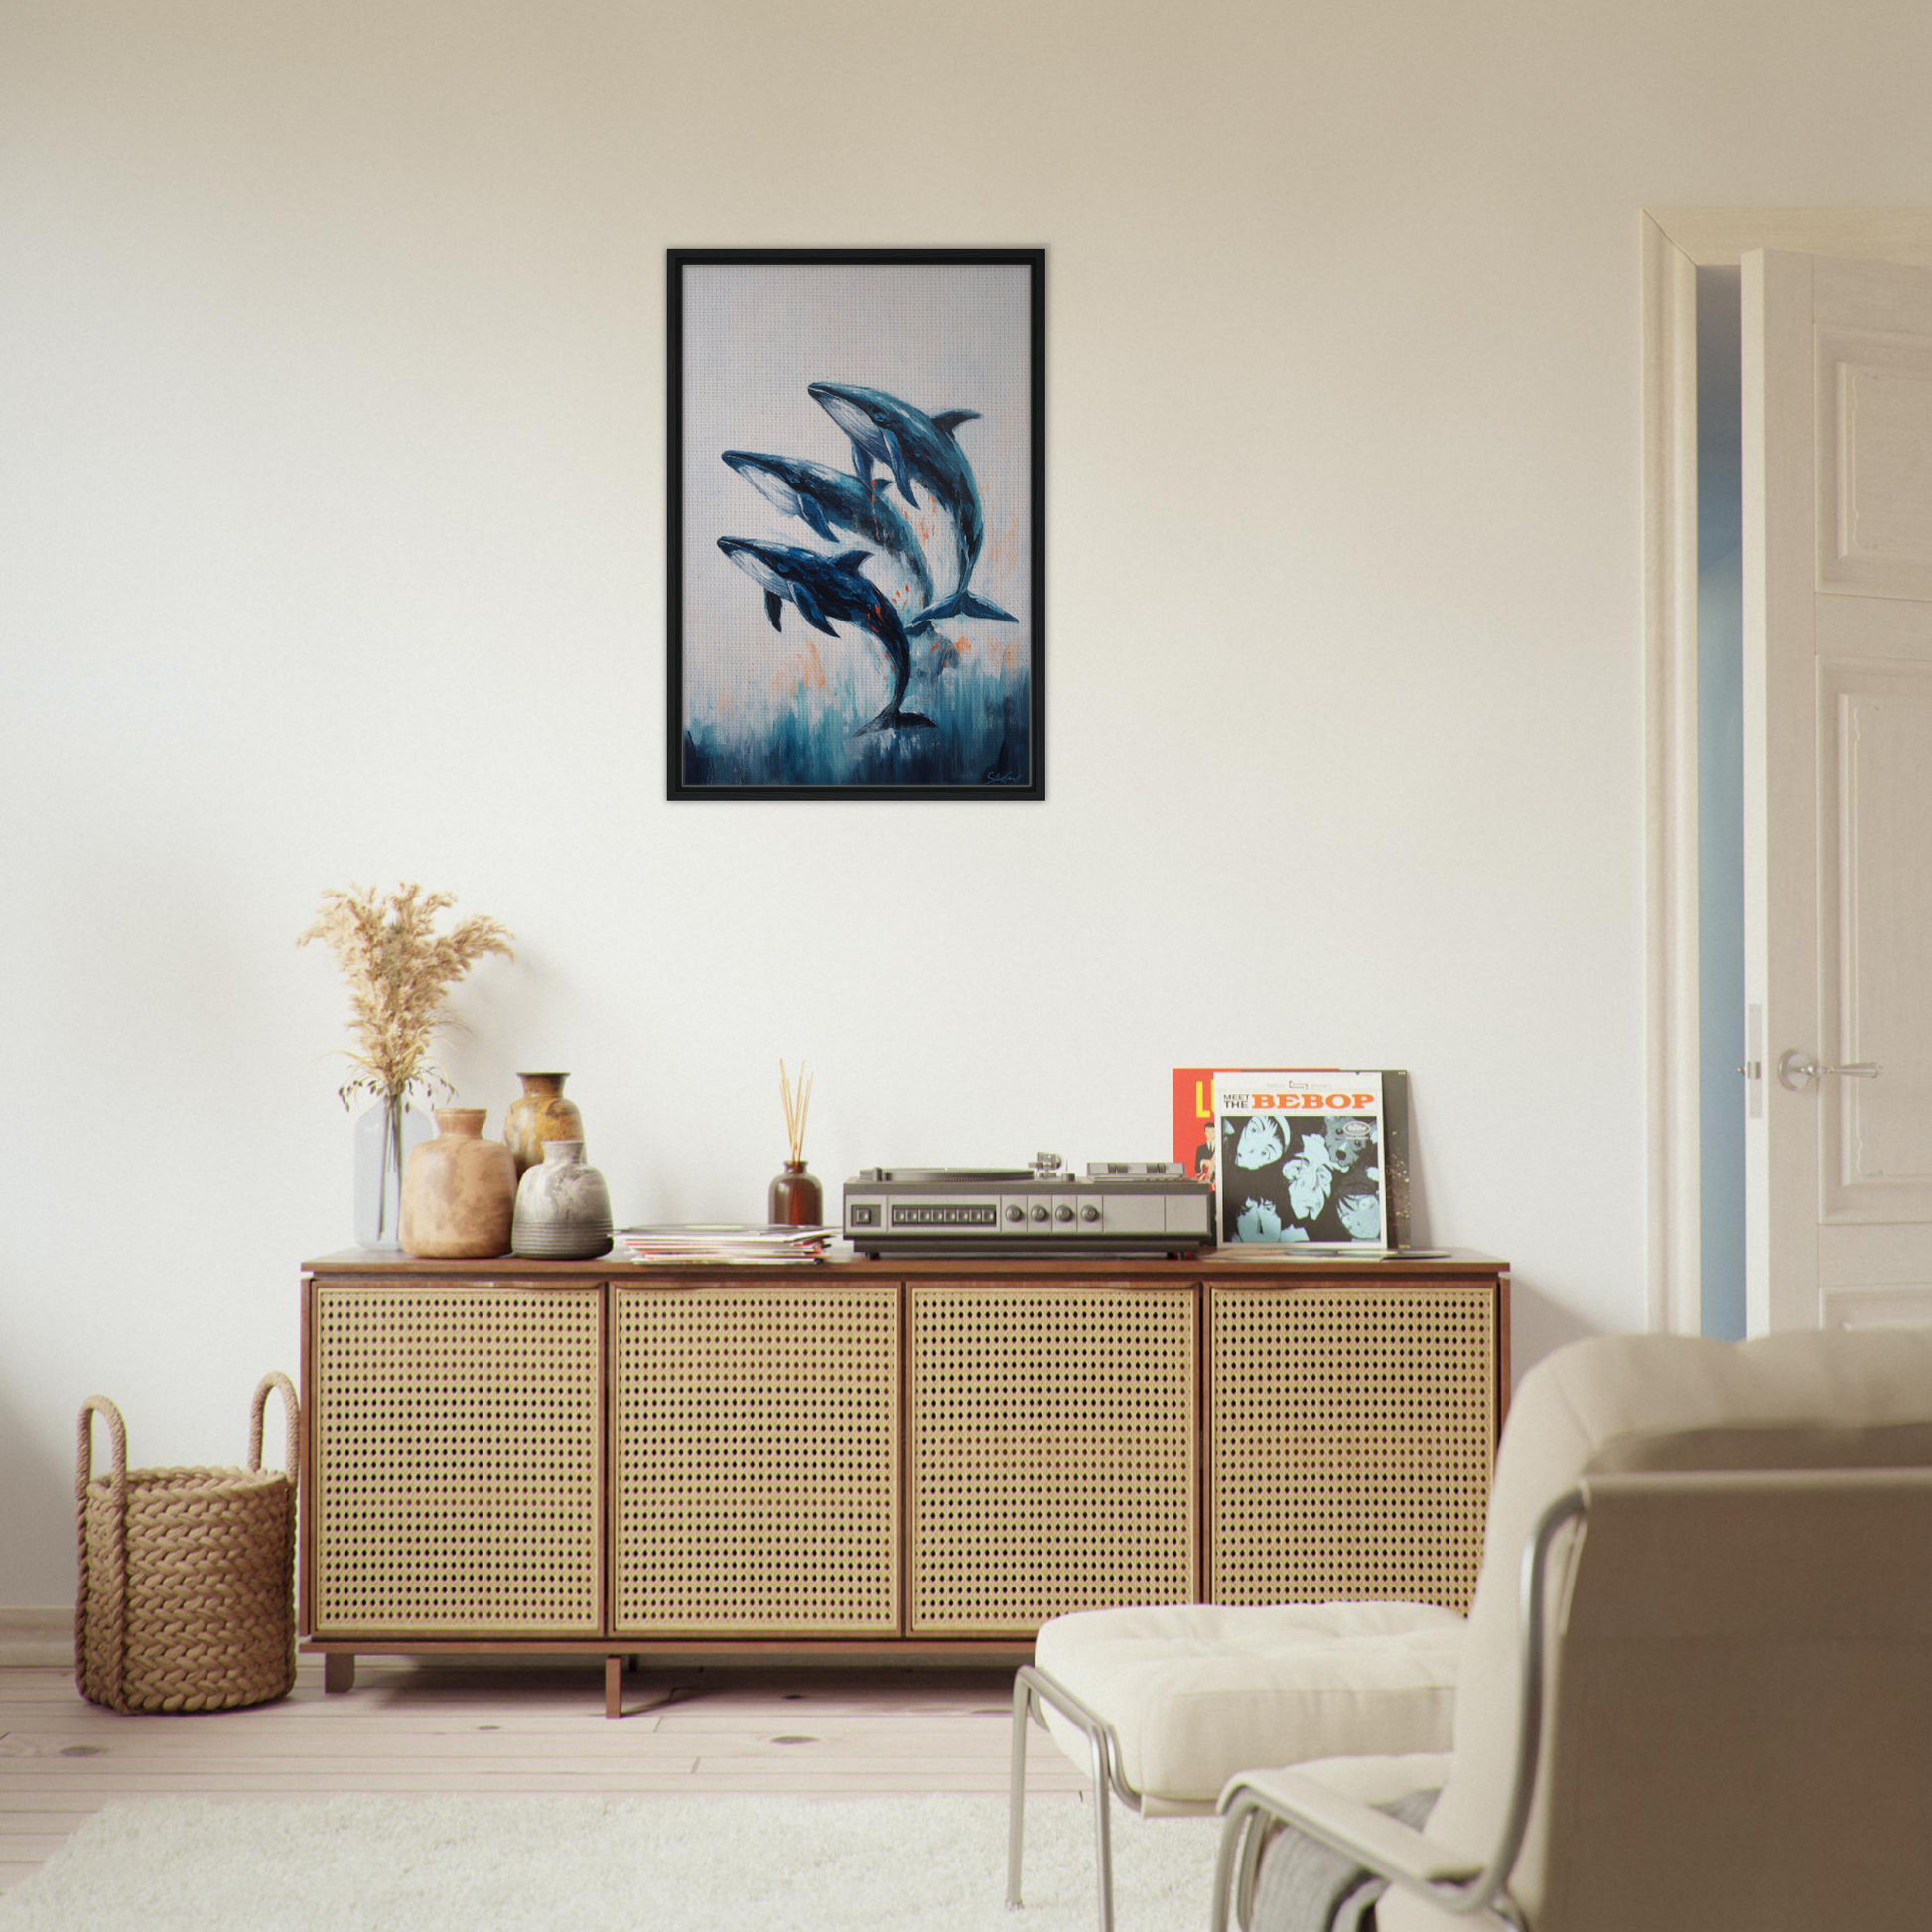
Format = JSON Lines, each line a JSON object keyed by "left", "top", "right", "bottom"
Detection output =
{"left": 0, "top": 1657, "right": 1084, "bottom": 1892}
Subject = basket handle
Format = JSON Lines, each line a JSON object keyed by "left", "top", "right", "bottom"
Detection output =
{"left": 248, "top": 1371, "right": 301, "bottom": 1481}
{"left": 74, "top": 1395, "right": 131, "bottom": 1707}
{"left": 76, "top": 1395, "right": 127, "bottom": 1504}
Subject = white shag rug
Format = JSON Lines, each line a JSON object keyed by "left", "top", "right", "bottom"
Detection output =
{"left": 0, "top": 1793, "right": 1223, "bottom": 1931}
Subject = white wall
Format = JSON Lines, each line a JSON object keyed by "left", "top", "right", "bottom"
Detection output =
{"left": 4, "top": 0, "right": 1928, "bottom": 1604}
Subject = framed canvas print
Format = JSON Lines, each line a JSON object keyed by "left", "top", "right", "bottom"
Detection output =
{"left": 668, "top": 248, "right": 1044, "bottom": 800}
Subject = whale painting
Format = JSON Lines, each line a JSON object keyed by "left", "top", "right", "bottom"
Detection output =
{"left": 668, "top": 250, "right": 1044, "bottom": 799}
{"left": 715, "top": 539, "right": 936, "bottom": 736}
{"left": 720, "top": 451, "right": 936, "bottom": 626}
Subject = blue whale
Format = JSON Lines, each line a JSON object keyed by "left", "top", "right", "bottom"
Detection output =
{"left": 721, "top": 451, "right": 936, "bottom": 627}
{"left": 806, "top": 383, "right": 1017, "bottom": 628}
{"left": 717, "top": 537, "right": 936, "bottom": 736}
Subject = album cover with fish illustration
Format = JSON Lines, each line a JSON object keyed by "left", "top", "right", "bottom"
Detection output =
{"left": 667, "top": 249, "right": 1044, "bottom": 800}
{"left": 1174, "top": 1067, "right": 1411, "bottom": 1248}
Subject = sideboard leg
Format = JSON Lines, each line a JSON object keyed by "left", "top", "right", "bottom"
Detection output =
{"left": 323, "top": 1652, "right": 355, "bottom": 1695}
{"left": 605, "top": 1654, "right": 622, "bottom": 1719}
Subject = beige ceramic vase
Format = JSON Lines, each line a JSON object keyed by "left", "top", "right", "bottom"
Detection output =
{"left": 503, "top": 1073, "right": 586, "bottom": 1178}
{"left": 400, "top": 1109, "right": 515, "bottom": 1258}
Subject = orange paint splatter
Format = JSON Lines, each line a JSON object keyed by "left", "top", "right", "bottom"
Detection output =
{"left": 770, "top": 640, "right": 830, "bottom": 704}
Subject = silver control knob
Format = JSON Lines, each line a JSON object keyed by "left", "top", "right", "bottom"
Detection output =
{"left": 1080, "top": 1205, "right": 1101, "bottom": 1223}
{"left": 1055, "top": 1204, "right": 1074, "bottom": 1223}
{"left": 1031, "top": 1205, "right": 1049, "bottom": 1223}
{"left": 1005, "top": 1204, "right": 1025, "bottom": 1222}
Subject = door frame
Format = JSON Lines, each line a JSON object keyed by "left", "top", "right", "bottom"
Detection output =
{"left": 1641, "top": 209, "right": 1932, "bottom": 1334}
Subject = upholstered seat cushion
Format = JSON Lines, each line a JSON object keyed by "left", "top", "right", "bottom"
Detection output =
{"left": 1033, "top": 1602, "right": 1465, "bottom": 1812}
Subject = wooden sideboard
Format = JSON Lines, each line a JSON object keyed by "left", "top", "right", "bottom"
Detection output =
{"left": 300, "top": 1250, "right": 1509, "bottom": 1714}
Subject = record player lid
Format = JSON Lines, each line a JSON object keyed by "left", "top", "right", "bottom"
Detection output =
{"left": 866, "top": 1166, "right": 1033, "bottom": 1182}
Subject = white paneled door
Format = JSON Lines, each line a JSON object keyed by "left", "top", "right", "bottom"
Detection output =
{"left": 1745, "top": 250, "right": 1932, "bottom": 1331}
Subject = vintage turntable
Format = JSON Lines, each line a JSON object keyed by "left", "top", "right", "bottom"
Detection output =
{"left": 843, "top": 1153, "right": 1212, "bottom": 1258}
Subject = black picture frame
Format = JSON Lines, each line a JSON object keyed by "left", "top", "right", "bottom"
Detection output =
{"left": 667, "top": 248, "right": 1045, "bottom": 800}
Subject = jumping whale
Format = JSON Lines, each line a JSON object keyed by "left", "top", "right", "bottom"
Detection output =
{"left": 805, "top": 382, "right": 1017, "bottom": 627}
{"left": 720, "top": 451, "right": 935, "bottom": 626}
{"left": 717, "top": 537, "right": 936, "bottom": 736}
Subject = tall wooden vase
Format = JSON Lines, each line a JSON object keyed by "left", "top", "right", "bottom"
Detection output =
{"left": 400, "top": 1109, "right": 515, "bottom": 1258}
{"left": 503, "top": 1073, "right": 586, "bottom": 1178}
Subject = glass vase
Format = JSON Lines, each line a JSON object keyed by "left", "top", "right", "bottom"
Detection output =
{"left": 352, "top": 1094, "right": 432, "bottom": 1250}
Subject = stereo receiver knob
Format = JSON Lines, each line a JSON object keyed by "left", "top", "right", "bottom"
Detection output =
{"left": 1080, "top": 1205, "right": 1101, "bottom": 1223}
{"left": 1005, "top": 1204, "right": 1024, "bottom": 1222}
{"left": 1055, "top": 1205, "right": 1074, "bottom": 1223}
{"left": 1031, "top": 1205, "right": 1049, "bottom": 1223}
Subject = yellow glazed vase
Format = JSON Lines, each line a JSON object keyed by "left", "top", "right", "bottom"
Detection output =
{"left": 399, "top": 1109, "right": 515, "bottom": 1258}
{"left": 503, "top": 1072, "right": 586, "bottom": 1178}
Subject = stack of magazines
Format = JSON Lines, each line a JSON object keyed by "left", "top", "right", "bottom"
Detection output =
{"left": 613, "top": 1224, "right": 838, "bottom": 1265}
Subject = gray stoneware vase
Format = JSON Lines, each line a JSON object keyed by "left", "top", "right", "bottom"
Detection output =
{"left": 511, "top": 1140, "right": 613, "bottom": 1260}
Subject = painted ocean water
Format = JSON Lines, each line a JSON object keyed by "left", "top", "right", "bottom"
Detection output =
{"left": 680, "top": 639, "right": 1031, "bottom": 789}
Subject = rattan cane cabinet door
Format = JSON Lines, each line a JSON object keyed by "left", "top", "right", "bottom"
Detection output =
{"left": 1209, "top": 1284, "right": 1495, "bottom": 1612}
{"left": 612, "top": 1282, "right": 899, "bottom": 1634}
{"left": 312, "top": 1283, "right": 603, "bottom": 1635}
{"left": 908, "top": 1282, "right": 1197, "bottom": 1635}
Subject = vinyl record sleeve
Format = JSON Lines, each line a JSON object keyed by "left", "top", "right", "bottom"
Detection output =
{"left": 1173, "top": 1067, "right": 1411, "bottom": 1248}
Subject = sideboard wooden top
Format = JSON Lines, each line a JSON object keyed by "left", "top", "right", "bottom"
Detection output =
{"left": 305, "top": 1247, "right": 1507, "bottom": 1281}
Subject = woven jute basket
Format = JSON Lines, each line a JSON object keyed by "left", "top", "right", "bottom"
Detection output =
{"left": 75, "top": 1373, "right": 300, "bottom": 1714}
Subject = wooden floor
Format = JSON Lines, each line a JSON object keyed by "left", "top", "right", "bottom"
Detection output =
{"left": 0, "top": 1656, "right": 1085, "bottom": 1893}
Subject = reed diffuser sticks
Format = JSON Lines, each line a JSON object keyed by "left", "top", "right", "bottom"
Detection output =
{"left": 779, "top": 1058, "right": 813, "bottom": 1165}
{"left": 770, "top": 1059, "right": 823, "bottom": 1226}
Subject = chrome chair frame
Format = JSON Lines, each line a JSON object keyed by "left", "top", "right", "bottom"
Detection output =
{"left": 1007, "top": 1661, "right": 1175, "bottom": 1932}
{"left": 1208, "top": 1489, "right": 1587, "bottom": 1932}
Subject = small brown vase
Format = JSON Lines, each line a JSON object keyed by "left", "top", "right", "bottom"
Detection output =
{"left": 503, "top": 1073, "right": 586, "bottom": 1177}
{"left": 767, "top": 1160, "right": 824, "bottom": 1227}
{"left": 400, "top": 1109, "right": 515, "bottom": 1258}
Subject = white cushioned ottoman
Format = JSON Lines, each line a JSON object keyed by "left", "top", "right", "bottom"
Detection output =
{"left": 1033, "top": 1601, "right": 1466, "bottom": 1814}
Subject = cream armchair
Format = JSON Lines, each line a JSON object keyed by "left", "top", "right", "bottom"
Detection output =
{"left": 1212, "top": 1328, "right": 1932, "bottom": 1932}
{"left": 1009, "top": 1600, "right": 1465, "bottom": 1929}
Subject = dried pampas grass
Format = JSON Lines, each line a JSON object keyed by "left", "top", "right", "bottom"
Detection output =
{"left": 299, "top": 883, "right": 515, "bottom": 1107}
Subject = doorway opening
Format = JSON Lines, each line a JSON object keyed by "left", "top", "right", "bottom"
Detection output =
{"left": 1645, "top": 210, "right": 1932, "bottom": 1336}
{"left": 1696, "top": 267, "right": 1745, "bottom": 1341}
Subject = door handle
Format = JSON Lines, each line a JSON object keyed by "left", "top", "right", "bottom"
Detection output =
{"left": 1777, "top": 1050, "right": 1882, "bottom": 1091}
